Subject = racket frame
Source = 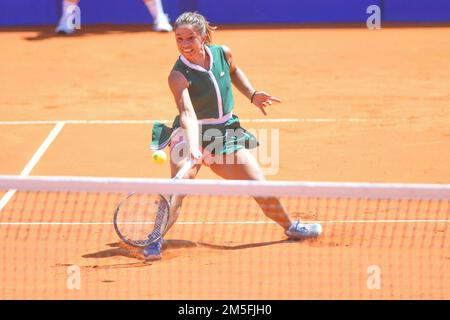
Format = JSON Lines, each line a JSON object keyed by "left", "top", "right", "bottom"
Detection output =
{"left": 113, "top": 158, "right": 196, "bottom": 247}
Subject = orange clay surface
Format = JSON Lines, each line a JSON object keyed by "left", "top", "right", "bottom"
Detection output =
{"left": 0, "top": 25, "right": 449, "bottom": 299}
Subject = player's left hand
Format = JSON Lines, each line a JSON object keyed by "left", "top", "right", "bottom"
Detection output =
{"left": 251, "top": 91, "right": 281, "bottom": 116}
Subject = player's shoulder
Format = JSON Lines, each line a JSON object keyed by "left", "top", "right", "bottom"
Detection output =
{"left": 168, "top": 67, "right": 185, "bottom": 82}
{"left": 219, "top": 45, "right": 231, "bottom": 54}
{"left": 172, "top": 57, "right": 185, "bottom": 70}
{"left": 171, "top": 57, "right": 191, "bottom": 80}
{"left": 209, "top": 44, "right": 232, "bottom": 65}
{"left": 169, "top": 59, "right": 187, "bottom": 82}
{"left": 209, "top": 44, "right": 231, "bottom": 55}
{"left": 168, "top": 68, "right": 189, "bottom": 91}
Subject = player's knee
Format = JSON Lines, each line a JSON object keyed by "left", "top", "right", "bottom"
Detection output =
{"left": 250, "top": 169, "right": 266, "bottom": 182}
{"left": 184, "top": 170, "right": 196, "bottom": 180}
{"left": 171, "top": 165, "right": 197, "bottom": 180}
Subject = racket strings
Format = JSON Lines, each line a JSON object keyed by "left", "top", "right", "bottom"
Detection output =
{"left": 115, "top": 194, "right": 169, "bottom": 246}
{"left": 148, "top": 199, "right": 169, "bottom": 241}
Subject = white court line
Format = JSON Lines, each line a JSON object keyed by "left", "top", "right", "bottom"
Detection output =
{"left": 0, "top": 122, "right": 65, "bottom": 211}
{"left": 0, "top": 219, "right": 449, "bottom": 226}
{"left": 0, "top": 118, "right": 413, "bottom": 126}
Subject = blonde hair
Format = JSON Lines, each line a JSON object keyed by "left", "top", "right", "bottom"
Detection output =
{"left": 174, "top": 12, "right": 217, "bottom": 45}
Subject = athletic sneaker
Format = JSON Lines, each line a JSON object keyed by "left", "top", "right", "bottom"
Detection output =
{"left": 143, "top": 239, "right": 163, "bottom": 261}
{"left": 153, "top": 14, "right": 173, "bottom": 32}
{"left": 55, "top": 15, "right": 76, "bottom": 34}
{"left": 285, "top": 221, "right": 322, "bottom": 240}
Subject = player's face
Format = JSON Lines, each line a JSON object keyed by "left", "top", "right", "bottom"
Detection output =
{"left": 175, "top": 25, "right": 205, "bottom": 58}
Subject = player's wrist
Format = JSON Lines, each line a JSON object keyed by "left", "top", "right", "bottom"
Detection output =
{"left": 250, "top": 90, "right": 258, "bottom": 104}
{"left": 190, "top": 147, "right": 203, "bottom": 161}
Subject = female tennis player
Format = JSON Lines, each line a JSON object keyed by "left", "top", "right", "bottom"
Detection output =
{"left": 146, "top": 12, "right": 322, "bottom": 260}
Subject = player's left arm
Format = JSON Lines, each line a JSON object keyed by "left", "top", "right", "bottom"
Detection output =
{"left": 222, "top": 45, "right": 281, "bottom": 116}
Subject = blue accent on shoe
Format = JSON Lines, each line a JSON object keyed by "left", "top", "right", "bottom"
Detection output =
{"left": 142, "top": 239, "right": 163, "bottom": 260}
{"left": 285, "top": 221, "right": 322, "bottom": 240}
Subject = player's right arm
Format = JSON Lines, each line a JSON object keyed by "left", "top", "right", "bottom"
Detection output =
{"left": 168, "top": 70, "right": 202, "bottom": 160}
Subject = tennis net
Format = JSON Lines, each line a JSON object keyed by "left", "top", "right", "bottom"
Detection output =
{"left": 0, "top": 175, "right": 449, "bottom": 299}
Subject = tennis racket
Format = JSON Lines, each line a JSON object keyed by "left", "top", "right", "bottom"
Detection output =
{"left": 113, "top": 158, "right": 196, "bottom": 247}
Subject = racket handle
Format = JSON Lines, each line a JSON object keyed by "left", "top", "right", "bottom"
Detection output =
{"left": 174, "top": 158, "right": 196, "bottom": 179}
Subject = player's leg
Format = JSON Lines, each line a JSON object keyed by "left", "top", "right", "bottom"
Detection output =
{"left": 209, "top": 148, "right": 292, "bottom": 230}
{"left": 143, "top": 0, "right": 173, "bottom": 32}
{"left": 55, "top": 0, "right": 80, "bottom": 34}
{"left": 209, "top": 148, "right": 322, "bottom": 239}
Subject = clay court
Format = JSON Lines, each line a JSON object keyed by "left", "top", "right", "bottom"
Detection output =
{"left": 0, "top": 25, "right": 450, "bottom": 299}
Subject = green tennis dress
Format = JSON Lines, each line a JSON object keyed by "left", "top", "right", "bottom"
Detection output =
{"left": 150, "top": 45, "right": 258, "bottom": 155}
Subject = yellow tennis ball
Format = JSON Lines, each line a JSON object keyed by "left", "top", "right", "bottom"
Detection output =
{"left": 152, "top": 150, "right": 167, "bottom": 164}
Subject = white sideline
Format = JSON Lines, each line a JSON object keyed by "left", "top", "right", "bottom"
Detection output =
{"left": 0, "top": 122, "right": 65, "bottom": 211}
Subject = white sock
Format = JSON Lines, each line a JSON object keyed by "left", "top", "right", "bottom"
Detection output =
{"left": 144, "top": 0, "right": 165, "bottom": 21}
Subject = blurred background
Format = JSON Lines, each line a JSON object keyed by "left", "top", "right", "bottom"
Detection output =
{"left": 1, "top": 0, "right": 450, "bottom": 27}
